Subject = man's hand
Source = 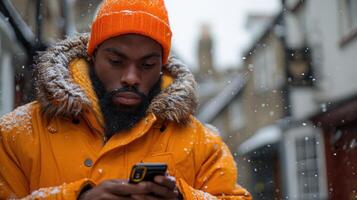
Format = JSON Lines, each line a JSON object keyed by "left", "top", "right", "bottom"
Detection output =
{"left": 79, "top": 176, "right": 182, "bottom": 200}
{"left": 131, "top": 175, "right": 181, "bottom": 200}
{"left": 79, "top": 179, "right": 146, "bottom": 200}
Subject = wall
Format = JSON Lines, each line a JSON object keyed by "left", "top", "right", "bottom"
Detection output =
{"left": 303, "top": 0, "right": 357, "bottom": 102}
{"left": 241, "top": 32, "right": 286, "bottom": 139}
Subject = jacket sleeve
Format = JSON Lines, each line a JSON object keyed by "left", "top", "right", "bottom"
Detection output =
{"left": 176, "top": 125, "right": 252, "bottom": 200}
{"left": 0, "top": 131, "right": 94, "bottom": 199}
{"left": 21, "top": 179, "right": 93, "bottom": 200}
{"left": 0, "top": 147, "right": 94, "bottom": 199}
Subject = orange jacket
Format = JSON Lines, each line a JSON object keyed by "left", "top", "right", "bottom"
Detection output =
{"left": 0, "top": 34, "right": 251, "bottom": 200}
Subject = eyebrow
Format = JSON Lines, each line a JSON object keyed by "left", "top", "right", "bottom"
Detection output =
{"left": 103, "top": 48, "right": 161, "bottom": 60}
{"left": 103, "top": 48, "right": 128, "bottom": 59}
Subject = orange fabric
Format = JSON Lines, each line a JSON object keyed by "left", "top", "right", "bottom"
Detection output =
{"left": 69, "top": 58, "right": 104, "bottom": 127}
{"left": 87, "top": 0, "right": 172, "bottom": 64}
{"left": 0, "top": 60, "right": 251, "bottom": 199}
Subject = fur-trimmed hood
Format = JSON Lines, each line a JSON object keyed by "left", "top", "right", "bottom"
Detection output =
{"left": 34, "top": 33, "right": 198, "bottom": 124}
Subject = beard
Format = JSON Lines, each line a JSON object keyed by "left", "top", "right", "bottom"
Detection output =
{"left": 89, "top": 67, "right": 161, "bottom": 139}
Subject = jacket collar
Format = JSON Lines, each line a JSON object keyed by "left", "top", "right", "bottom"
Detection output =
{"left": 34, "top": 33, "right": 198, "bottom": 124}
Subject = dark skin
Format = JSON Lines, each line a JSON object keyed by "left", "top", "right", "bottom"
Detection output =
{"left": 80, "top": 176, "right": 180, "bottom": 200}
{"left": 80, "top": 34, "right": 180, "bottom": 200}
{"left": 93, "top": 34, "right": 163, "bottom": 111}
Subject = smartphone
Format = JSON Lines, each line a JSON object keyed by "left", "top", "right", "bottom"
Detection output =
{"left": 129, "top": 163, "right": 167, "bottom": 184}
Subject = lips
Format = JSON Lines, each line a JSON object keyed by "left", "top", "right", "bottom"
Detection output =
{"left": 112, "top": 92, "right": 141, "bottom": 106}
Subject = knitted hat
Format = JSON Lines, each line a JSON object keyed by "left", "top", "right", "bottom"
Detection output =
{"left": 87, "top": 0, "right": 172, "bottom": 64}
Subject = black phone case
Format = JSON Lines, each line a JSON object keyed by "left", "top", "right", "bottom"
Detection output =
{"left": 129, "top": 163, "right": 167, "bottom": 184}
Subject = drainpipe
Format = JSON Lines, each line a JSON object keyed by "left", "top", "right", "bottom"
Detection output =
{"left": 0, "top": 0, "right": 48, "bottom": 103}
{"left": 279, "top": 0, "right": 292, "bottom": 199}
{"left": 280, "top": 0, "right": 291, "bottom": 117}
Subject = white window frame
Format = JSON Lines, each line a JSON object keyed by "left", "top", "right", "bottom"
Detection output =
{"left": 283, "top": 123, "right": 328, "bottom": 200}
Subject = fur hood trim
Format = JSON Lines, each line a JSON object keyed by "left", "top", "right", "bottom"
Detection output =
{"left": 35, "top": 33, "right": 198, "bottom": 124}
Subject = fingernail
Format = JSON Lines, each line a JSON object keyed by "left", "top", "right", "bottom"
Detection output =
{"left": 154, "top": 176, "right": 162, "bottom": 182}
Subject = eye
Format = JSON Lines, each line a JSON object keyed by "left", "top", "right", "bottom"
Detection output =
{"left": 142, "top": 62, "right": 156, "bottom": 69}
{"left": 108, "top": 58, "right": 123, "bottom": 66}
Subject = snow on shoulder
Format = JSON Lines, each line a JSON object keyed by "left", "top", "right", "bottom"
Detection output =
{"left": 0, "top": 103, "right": 34, "bottom": 135}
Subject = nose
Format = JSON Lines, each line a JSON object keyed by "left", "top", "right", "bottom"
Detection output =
{"left": 120, "top": 65, "right": 141, "bottom": 87}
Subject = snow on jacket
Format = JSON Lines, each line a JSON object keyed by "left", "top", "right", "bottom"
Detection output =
{"left": 0, "top": 34, "right": 251, "bottom": 200}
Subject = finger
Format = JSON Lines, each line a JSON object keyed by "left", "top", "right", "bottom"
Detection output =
{"left": 131, "top": 194, "right": 161, "bottom": 200}
{"left": 114, "top": 195, "right": 133, "bottom": 200}
{"left": 138, "top": 181, "right": 179, "bottom": 198}
{"left": 154, "top": 175, "right": 176, "bottom": 190}
{"left": 96, "top": 192, "right": 133, "bottom": 200}
{"left": 104, "top": 180, "right": 148, "bottom": 196}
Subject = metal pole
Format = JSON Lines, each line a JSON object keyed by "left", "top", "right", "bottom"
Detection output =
{"left": 0, "top": 0, "right": 48, "bottom": 104}
{"left": 280, "top": 0, "right": 291, "bottom": 117}
{"left": 35, "top": 0, "right": 43, "bottom": 44}
{"left": 279, "top": 0, "right": 292, "bottom": 199}
{"left": 0, "top": 0, "right": 35, "bottom": 55}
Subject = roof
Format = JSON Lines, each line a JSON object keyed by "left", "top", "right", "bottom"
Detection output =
{"left": 238, "top": 124, "right": 282, "bottom": 155}
{"left": 243, "top": 11, "right": 283, "bottom": 59}
{"left": 197, "top": 72, "right": 247, "bottom": 123}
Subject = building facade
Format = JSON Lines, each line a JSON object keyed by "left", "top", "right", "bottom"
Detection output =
{"left": 0, "top": 0, "right": 102, "bottom": 113}
{"left": 198, "top": 0, "right": 357, "bottom": 199}
{"left": 241, "top": 0, "right": 357, "bottom": 199}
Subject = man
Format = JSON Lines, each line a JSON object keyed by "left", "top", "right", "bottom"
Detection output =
{"left": 0, "top": 0, "right": 251, "bottom": 199}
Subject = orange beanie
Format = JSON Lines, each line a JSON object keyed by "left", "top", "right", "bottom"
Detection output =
{"left": 87, "top": 0, "right": 172, "bottom": 64}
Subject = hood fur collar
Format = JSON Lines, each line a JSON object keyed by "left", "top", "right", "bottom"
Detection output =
{"left": 35, "top": 33, "right": 198, "bottom": 124}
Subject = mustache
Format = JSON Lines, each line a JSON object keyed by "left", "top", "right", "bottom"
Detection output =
{"left": 107, "top": 86, "right": 147, "bottom": 99}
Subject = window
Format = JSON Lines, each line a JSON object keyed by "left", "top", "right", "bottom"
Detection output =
{"left": 252, "top": 37, "right": 284, "bottom": 93}
{"left": 295, "top": 136, "right": 320, "bottom": 199}
{"left": 284, "top": 125, "right": 328, "bottom": 199}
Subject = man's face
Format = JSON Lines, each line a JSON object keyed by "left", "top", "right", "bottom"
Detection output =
{"left": 93, "top": 34, "right": 163, "bottom": 111}
{"left": 91, "top": 34, "right": 163, "bottom": 136}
